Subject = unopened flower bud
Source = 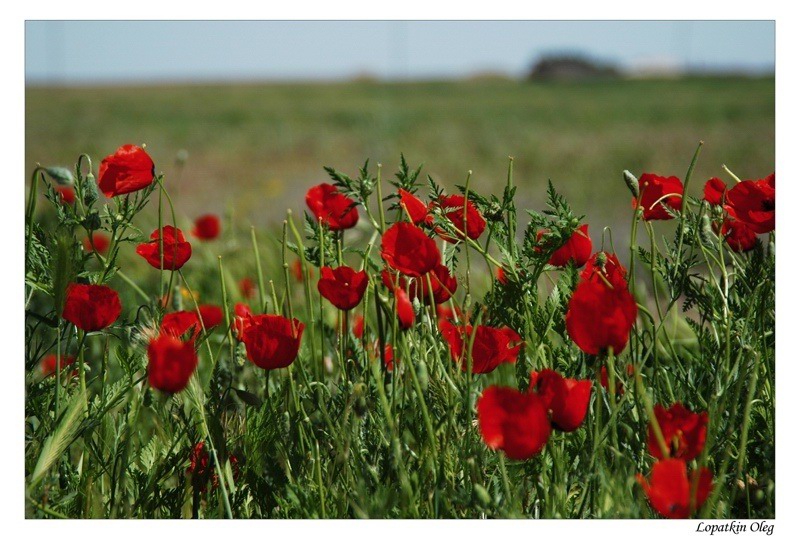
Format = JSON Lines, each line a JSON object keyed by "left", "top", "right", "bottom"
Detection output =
{"left": 623, "top": 170, "right": 639, "bottom": 198}
{"left": 83, "top": 173, "right": 99, "bottom": 205}
{"left": 45, "top": 166, "right": 75, "bottom": 186}
{"left": 83, "top": 211, "right": 101, "bottom": 231}
{"left": 700, "top": 215, "right": 716, "bottom": 247}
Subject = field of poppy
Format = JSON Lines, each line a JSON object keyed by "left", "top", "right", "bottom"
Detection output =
{"left": 24, "top": 140, "right": 774, "bottom": 519}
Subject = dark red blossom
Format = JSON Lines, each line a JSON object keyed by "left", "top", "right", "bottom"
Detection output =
{"left": 161, "top": 311, "right": 202, "bottom": 340}
{"left": 98, "top": 144, "right": 156, "bottom": 197}
{"left": 496, "top": 267, "right": 508, "bottom": 285}
{"left": 198, "top": 305, "right": 224, "bottom": 330}
{"left": 637, "top": 459, "right": 712, "bottom": 519}
{"left": 353, "top": 315, "right": 365, "bottom": 339}
{"left": 56, "top": 186, "right": 76, "bottom": 205}
{"left": 716, "top": 218, "right": 758, "bottom": 253}
{"left": 440, "top": 321, "right": 522, "bottom": 374}
{"left": 136, "top": 226, "right": 192, "bottom": 270}
{"left": 703, "top": 177, "right": 727, "bottom": 206}
{"left": 188, "top": 441, "right": 240, "bottom": 492}
{"left": 399, "top": 188, "right": 433, "bottom": 225}
{"left": 381, "top": 222, "right": 441, "bottom": 277}
{"left": 529, "top": 369, "right": 592, "bottom": 432}
{"left": 239, "top": 277, "right": 257, "bottom": 299}
{"left": 241, "top": 314, "right": 304, "bottom": 370}
{"left": 40, "top": 354, "right": 76, "bottom": 377}
{"left": 231, "top": 303, "right": 253, "bottom": 341}
{"left": 725, "top": 173, "right": 775, "bottom": 234}
{"left": 477, "top": 386, "right": 552, "bottom": 460}
{"left": 648, "top": 403, "right": 708, "bottom": 461}
{"left": 317, "top": 266, "right": 369, "bottom": 311}
{"left": 147, "top": 334, "right": 198, "bottom": 394}
{"left": 412, "top": 263, "right": 458, "bottom": 304}
{"left": 537, "top": 224, "right": 593, "bottom": 268}
{"left": 633, "top": 174, "right": 684, "bottom": 221}
{"left": 191, "top": 214, "right": 221, "bottom": 241}
{"left": 434, "top": 195, "right": 486, "bottom": 242}
{"left": 83, "top": 233, "right": 110, "bottom": 255}
{"left": 394, "top": 287, "right": 415, "bottom": 330}
{"left": 305, "top": 183, "right": 359, "bottom": 230}
{"left": 567, "top": 252, "right": 637, "bottom": 355}
{"left": 62, "top": 283, "right": 122, "bottom": 332}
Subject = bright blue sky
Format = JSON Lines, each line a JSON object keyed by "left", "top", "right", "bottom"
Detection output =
{"left": 26, "top": 21, "right": 775, "bottom": 84}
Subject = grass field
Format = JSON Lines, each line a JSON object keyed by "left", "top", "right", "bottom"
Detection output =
{"left": 26, "top": 77, "right": 774, "bottom": 233}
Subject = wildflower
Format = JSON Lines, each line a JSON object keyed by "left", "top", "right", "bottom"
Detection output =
{"left": 136, "top": 226, "right": 192, "bottom": 270}
{"left": 62, "top": 283, "right": 122, "bottom": 332}
{"left": 291, "top": 259, "right": 305, "bottom": 282}
{"left": 725, "top": 173, "right": 775, "bottom": 234}
{"left": 537, "top": 224, "right": 593, "bottom": 268}
{"left": 716, "top": 218, "right": 758, "bottom": 253}
{"left": 147, "top": 334, "right": 198, "bottom": 394}
{"left": 40, "top": 354, "right": 76, "bottom": 377}
{"left": 529, "top": 369, "right": 592, "bottom": 432}
{"left": 83, "top": 233, "right": 110, "bottom": 255}
{"left": 703, "top": 177, "right": 727, "bottom": 206}
{"left": 305, "top": 183, "right": 359, "bottom": 230}
{"left": 394, "top": 287, "right": 415, "bottom": 330}
{"left": 231, "top": 302, "right": 253, "bottom": 341}
{"left": 56, "top": 186, "right": 76, "bottom": 205}
{"left": 433, "top": 194, "right": 486, "bottom": 242}
{"left": 637, "top": 459, "right": 712, "bottom": 518}
{"left": 633, "top": 173, "right": 683, "bottom": 221}
{"left": 188, "top": 441, "right": 240, "bottom": 492}
{"left": 239, "top": 277, "right": 257, "bottom": 299}
{"left": 411, "top": 263, "right": 458, "bottom": 304}
{"left": 648, "top": 403, "right": 708, "bottom": 461}
{"left": 191, "top": 214, "right": 221, "bottom": 241}
{"left": 496, "top": 266, "right": 508, "bottom": 285}
{"left": 98, "top": 144, "right": 156, "bottom": 197}
{"left": 477, "top": 386, "right": 552, "bottom": 460}
{"left": 398, "top": 188, "right": 432, "bottom": 225}
{"left": 566, "top": 252, "right": 637, "bottom": 355}
{"left": 241, "top": 314, "right": 305, "bottom": 370}
{"left": 317, "top": 265, "right": 369, "bottom": 311}
{"left": 198, "top": 304, "right": 224, "bottom": 329}
{"left": 160, "top": 311, "right": 202, "bottom": 341}
{"left": 440, "top": 321, "right": 522, "bottom": 374}
{"left": 353, "top": 315, "right": 365, "bottom": 339}
{"left": 381, "top": 222, "right": 441, "bottom": 277}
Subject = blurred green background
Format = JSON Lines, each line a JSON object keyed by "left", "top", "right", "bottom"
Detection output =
{"left": 26, "top": 77, "right": 774, "bottom": 241}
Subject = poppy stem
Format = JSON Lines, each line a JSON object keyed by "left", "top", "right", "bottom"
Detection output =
{"left": 287, "top": 211, "right": 319, "bottom": 376}
{"left": 376, "top": 163, "right": 386, "bottom": 233}
{"left": 250, "top": 226, "right": 267, "bottom": 313}
{"left": 606, "top": 347, "right": 619, "bottom": 449}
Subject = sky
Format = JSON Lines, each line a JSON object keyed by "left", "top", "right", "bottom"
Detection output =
{"left": 25, "top": 20, "right": 775, "bottom": 84}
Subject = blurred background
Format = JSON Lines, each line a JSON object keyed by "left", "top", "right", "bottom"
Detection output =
{"left": 25, "top": 20, "right": 775, "bottom": 239}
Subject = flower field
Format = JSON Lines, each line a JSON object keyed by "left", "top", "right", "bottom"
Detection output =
{"left": 24, "top": 143, "right": 774, "bottom": 519}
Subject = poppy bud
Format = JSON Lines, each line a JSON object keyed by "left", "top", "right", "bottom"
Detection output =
{"left": 45, "top": 166, "right": 75, "bottom": 186}
{"left": 83, "top": 174, "right": 99, "bottom": 205}
{"left": 700, "top": 215, "right": 716, "bottom": 247}
{"left": 473, "top": 484, "right": 492, "bottom": 507}
{"left": 82, "top": 211, "right": 101, "bottom": 232}
{"left": 623, "top": 170, "right": 639, "bottom": 198}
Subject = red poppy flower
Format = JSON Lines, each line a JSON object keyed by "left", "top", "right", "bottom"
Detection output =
{"left": 637, "top": 459, "right": 713, "bottom": 519}
{"left": 83, "top": 233, "right": 110, "bottom": 255}
{"left": 238, "top": 277, "right": 257, "bottom": 299}
{"left": 381, "top": 222, "right": 441, "bottom": 277}
{"left": 648, "top": 403, "right": 708, "bottom": 461}
{"left": 40, "top": 354, "right": 76, "bottom": 377}
{"left": 317, "top": 265, "right": 369, "bottom": 311}
{"left": 399, "top": 188, "right": 433, "bottom": 225}
{"left": 56, "top": 186, "right": 76, "bottom": 205}
{"left": 703, "top": 177, "right": 727, "bottom": 206}
{"left": 477, "top": 386, "right": 552, "bottom": 460}
{"left": 231, "top": 302, "right": 253, "bottom": 341}
{"left": 191, "top": 214, "right": 221, "bottom": 241}
{"left": 716, "top": 218, "right": 758, "bottom": 253}
{"left": 434, "top": 195, "right": 486, "bottom": 242}
{"left": 725, "top": 173, "right": 775, "bottom": 234}
{"left": 440, "top": 321, "right": 522, "bottom": 374}
{"left": 529, "top": 369, "right": 592, "bottom": 432}
{"left": 291, "top": 259, "right": 305, "bottom": 282}
{"left": 394, "top": 287, "right": 415, "bottom": 330}
{"left": 353, "top": 315, "right": 365, "bottom": 339}
{"left": 537, "top": 224, "right": 593, "bottom": 268}
{"left": 580, "top": 251, "right": 629, "bottom": 286}
{"left": 198, "top": 304, "right": 224, "bottom": 330}
{"left": 566, "top": 253, "right": 637, "bottom": 355}
{"left": 412, "top": 263, "right": 458, "bottom": 304}
{"left": 380, "top": 269, "right": 407, "bottom": 291}
{"left": 496, "top": 267, "right": 508, "bottom": 285}
{"left": 136, "top": 226, "right": 192, "bottom": 271}
{"left": 161, "top": 311, "right": 202, "bottom": 340}
{"left": 305, "top": 183, "right": 359, "bottom": 230}
{"left": 147, "top": 334, "right": 198, "bottom": 394}
{"left": 241, "top": 314, "right": 305, "bottom": 370}
{"left": 633, "top": 174, "right": 684, "bottom": 221}
{"left": 62, "top": 283, "right": 122, "bottom": 332}
{"left": 188, "top": 441, "right": 240, "bottom": 492}
{"left": 98, "top": 144, "right": 156, "bottom": 198}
